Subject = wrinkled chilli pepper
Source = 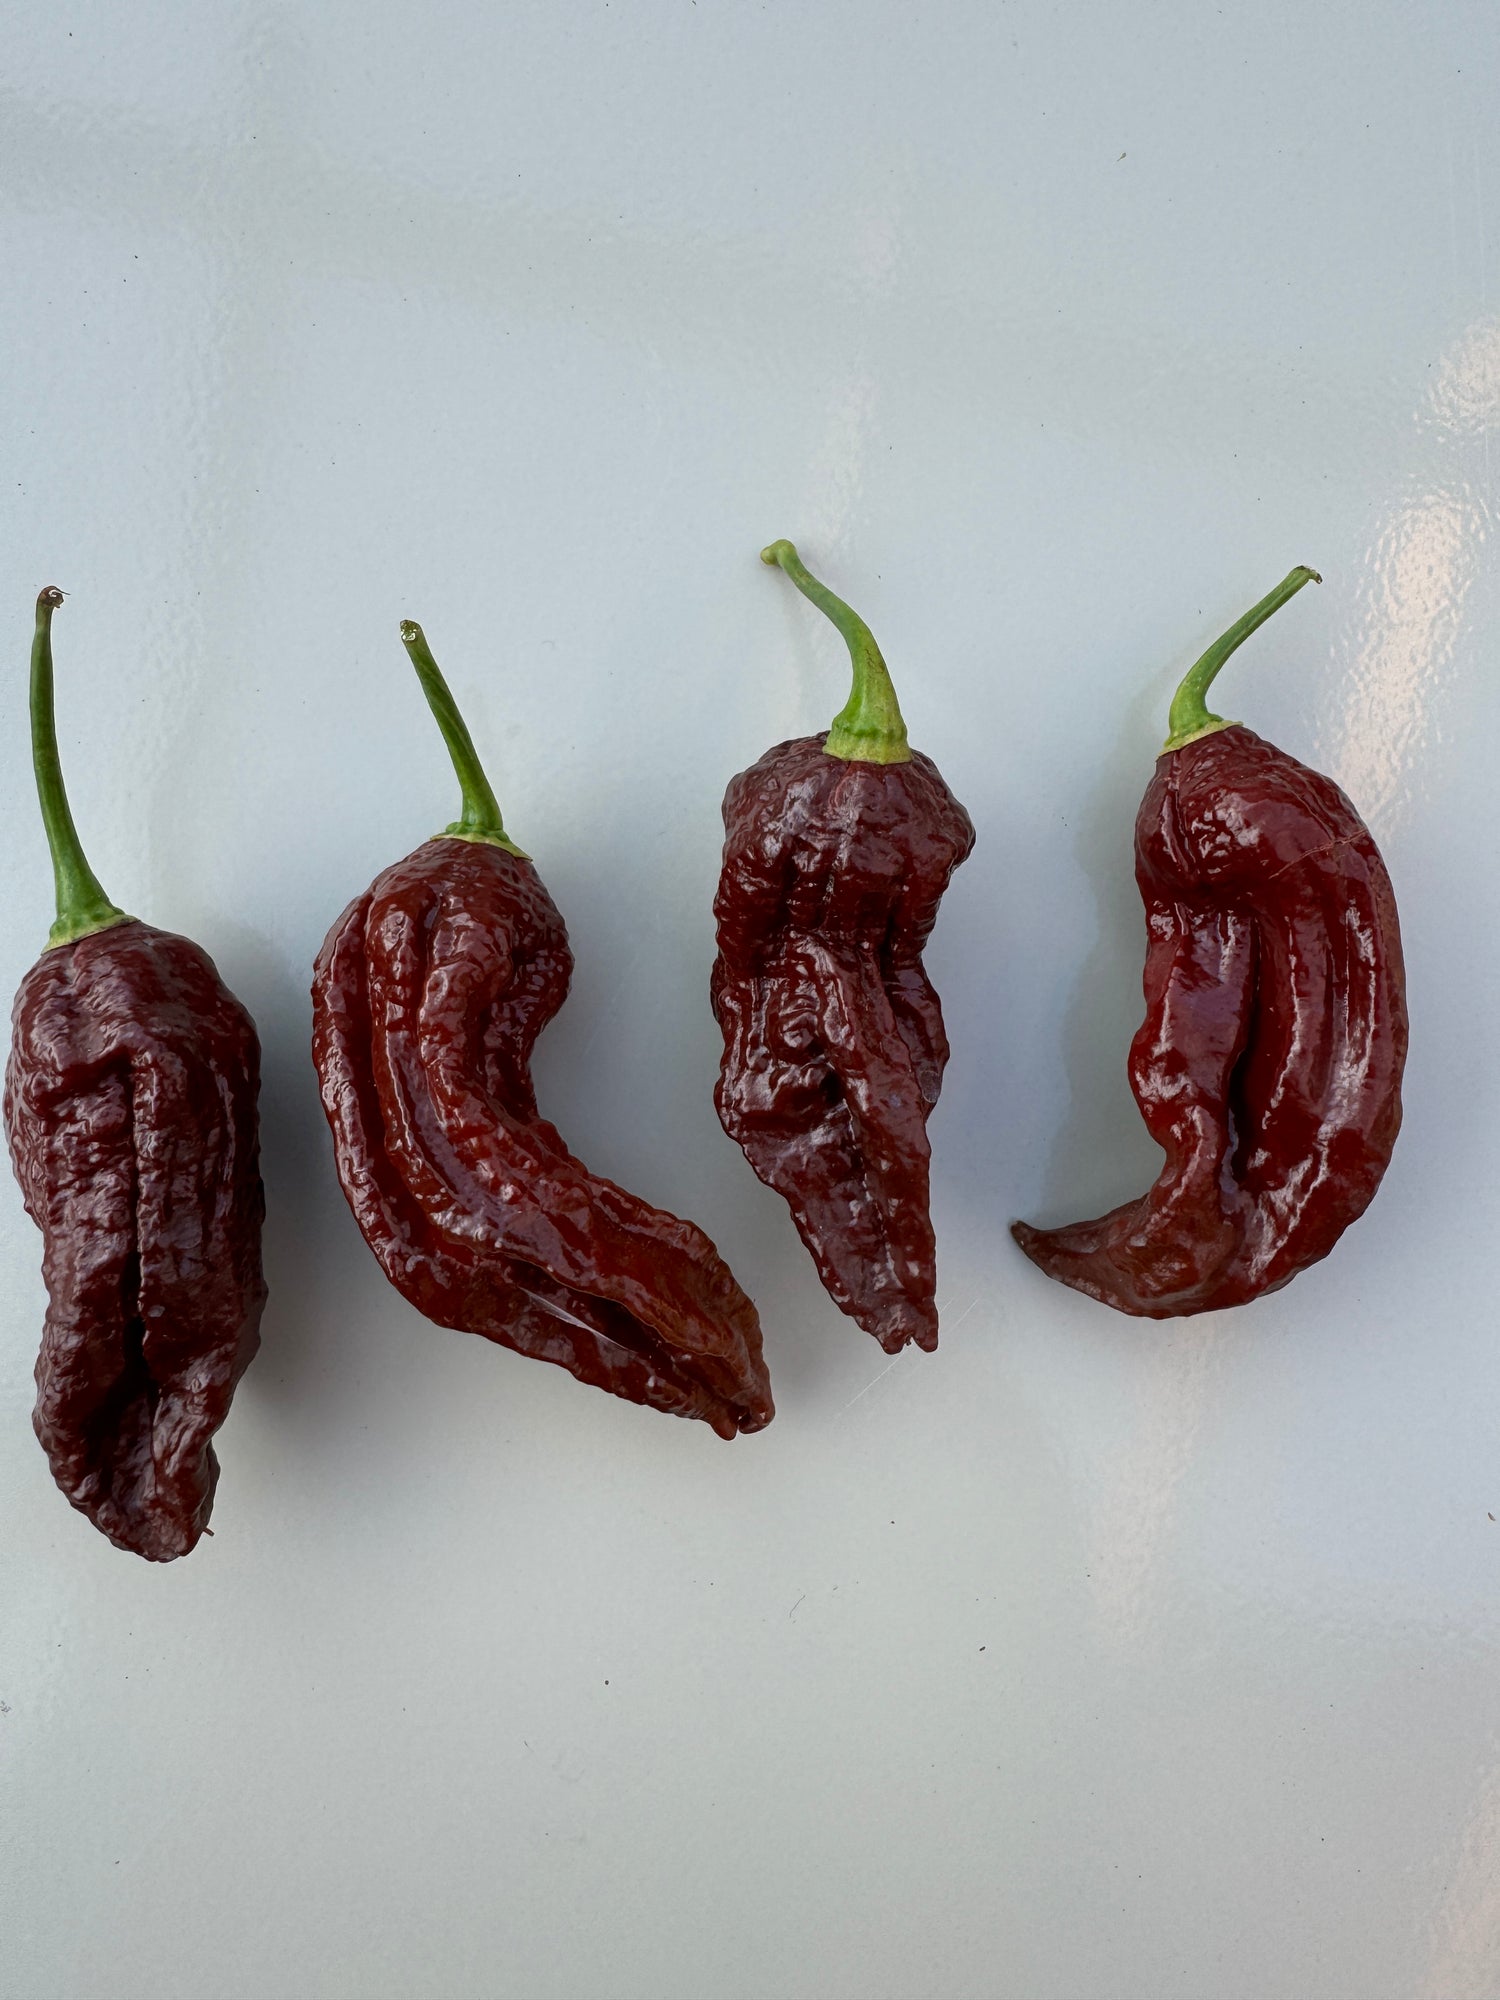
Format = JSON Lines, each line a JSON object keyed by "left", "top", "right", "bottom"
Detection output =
{"left": 1013, "top": 568, "right": 1407, "bottom": 1316}
{"left": 4, "top": 590, "right": 266, "bottom": 1559}
{"left": 312, "top": 618, "right": 774, "bottom": 1437}
{"left": 711, "top": 543, "right": 975, "bottom": 1353}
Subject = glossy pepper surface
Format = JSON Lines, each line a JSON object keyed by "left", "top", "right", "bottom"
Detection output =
{"left": 1013, "top": 568, "right": 1407, "bottom": 1316}
{"left": 711, "top": 543, "right": 975, "bottom": 1353}
{"left": 4, "top": 590, "right": 266, "bottom": 1559}
{"left": 312, "top": 618, "right": 773, "bottom": 1437}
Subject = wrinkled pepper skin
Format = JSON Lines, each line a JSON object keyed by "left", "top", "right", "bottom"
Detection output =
{"left": 712, "top": 545, "right": 974, "bottom": 1354}
{"left": 713, "top": 740, "right": 974, "bottom": 1352}
{"left": 1014, "top": 576, "right": 1406, "bottom": 1316}
{"left": 312, "top": 620, "right": 773, "bottom": 1439}
{"left": 5, "top": 922, "right": 266, "bottom": 1559}
{"left": 315, "top": 838, "right": 773, "bottom": 1436}
{"left": 7, "top": 588, "right": 265, "bottom": 1560}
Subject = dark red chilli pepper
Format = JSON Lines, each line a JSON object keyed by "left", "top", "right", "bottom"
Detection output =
{"left": 4, "top": 590, "right": 266, "bottom": 1560}
{"left": 1013, "top": 568, "right": 1407, "bottom": 1316}
{"left": 311, "top": 618, "right": 773, "bottom": 1438}
{"left": 711, "top": 543, "right": 975, "bottom": 1355}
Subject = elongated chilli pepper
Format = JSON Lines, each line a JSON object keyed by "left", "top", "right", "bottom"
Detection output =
{"left": 711, "top": 543, "right": 975, "bottom": 1353}
{"left": 311, "top": 618, "right": 773, "bottom": 1436}
{"left": 4, "top": 590, "right": 266, "bottom": 1558}
{"left": 1013, "top": 568, "right": 1407, "bottom": 1316}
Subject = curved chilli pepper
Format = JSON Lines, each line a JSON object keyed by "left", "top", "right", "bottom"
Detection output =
{"left": 711, "top": 543, "right": 975, "bottom": 1354}
{"left": 311, "top": 618, "right": 773, "bottom": 1438}
{"left": 1013, "top": 568, "right": 1407, "bottom": 1317}
{"left": 4, "top": 589, "right": 265, "bottom": 1560}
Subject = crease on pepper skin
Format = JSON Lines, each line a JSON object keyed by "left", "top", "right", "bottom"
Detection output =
{"left": 710, "top": 544, "right": 975, "bottom": 1354}
{"left": 1012, "top": 568, "right": 1408, "bottom": 1317}
{"left": 4, "top": 588, "right": 266, "bottom": 1559}
{"left": 311, "top": 617, "right": 773, "bottom": 1438}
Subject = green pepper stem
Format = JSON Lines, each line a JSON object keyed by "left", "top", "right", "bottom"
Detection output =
{"left": 399, "top": 619, "right": 527, "bottom": 856}
{"left": 760, "top": 540, "right": 912, "bottom": 764}
{"left": 30, "top": 588, "right": 131, "bottom": 949}
{"left": 1163, "top": 566, "right": 1322, "bottom": 752}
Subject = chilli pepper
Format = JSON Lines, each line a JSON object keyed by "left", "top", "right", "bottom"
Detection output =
{"left": 4, "top": 589, "right": 266, "bottom": 1559}
{"left": 711, "top": 543, "right": 975, "bottom": 1354}
{"left": 1013, "top": 568, "right": 1407, "bottom": 1316}
{"left": 311, "top": 618, "right": 773, "bottom": 1438}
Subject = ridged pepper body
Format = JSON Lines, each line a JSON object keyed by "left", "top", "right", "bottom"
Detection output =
{"left": 712, "top": 733, "right": 975, "bottom": 1352}
{"left": 5, "top": 921, "right": 266, "bottom": 1559}
{"left": 1014, "top": 724, "right": 1406, "bottom": 1314}
{"left": 314, "top": 835, "right": 774, "bottom": 1437}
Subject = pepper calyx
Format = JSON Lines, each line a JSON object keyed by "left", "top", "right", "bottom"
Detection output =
{"left": 434, "top": 826, "right": 530, "bottom": 859}
{"left": 1160, "top": 717, "right": 1243, "bottom": 754}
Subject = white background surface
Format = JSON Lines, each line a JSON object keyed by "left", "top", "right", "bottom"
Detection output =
{"left": 3, "top": 5, "right": 1498, "bottom": 1996}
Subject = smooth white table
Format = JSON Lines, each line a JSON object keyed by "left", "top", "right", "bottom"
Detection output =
{"left": 3, "top": 6, "right": 1497, "bottom": 1995}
